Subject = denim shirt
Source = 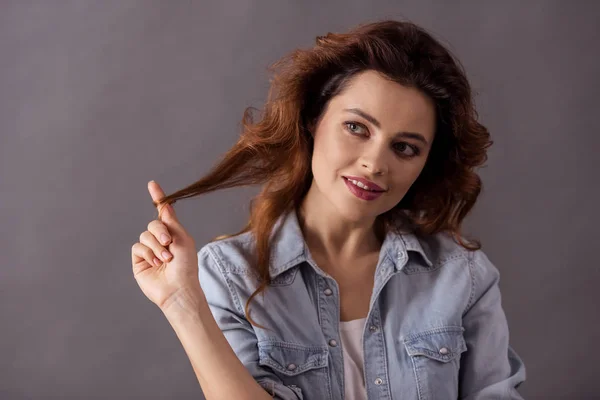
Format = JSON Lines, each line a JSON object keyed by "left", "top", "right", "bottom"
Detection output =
{"left": 197, "top": 208, "right": 526, "bottom": 399}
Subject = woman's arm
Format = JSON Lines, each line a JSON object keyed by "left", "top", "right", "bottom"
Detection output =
{"left": 138, "top": 184, "right": 296, "bottom": 399}
{"left": 161, "top": 286, "right": 275, "bottom": 400}
{"left": 458, "top": 249, "right": 527, "bottom": 399}
{"left": 161, "top": 245, "right": 302, "bottom": 400}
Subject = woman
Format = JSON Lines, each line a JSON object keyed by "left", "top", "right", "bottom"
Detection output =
{"left": 131, "top": 19, "right": 526, "bottom": 400}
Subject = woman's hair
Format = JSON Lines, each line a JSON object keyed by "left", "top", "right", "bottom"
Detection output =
{"left": 153, "top": 19, "right": 492, "bottom": 329}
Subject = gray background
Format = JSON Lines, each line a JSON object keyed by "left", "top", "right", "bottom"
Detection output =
{"left": 1, "top": 1, "right": 598, "bottom": 399}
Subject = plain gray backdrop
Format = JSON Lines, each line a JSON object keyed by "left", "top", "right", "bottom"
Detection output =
{"left": 2, "top": 1, "right": 599, "bottom": 399}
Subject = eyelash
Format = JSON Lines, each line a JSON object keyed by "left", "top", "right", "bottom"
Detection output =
{"left": 343, "top": 121, "right": 421, "bottom": 158}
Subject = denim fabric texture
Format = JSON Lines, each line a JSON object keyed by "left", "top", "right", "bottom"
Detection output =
{"left": 197, "top": 208, "right": 526, "bottom": 399}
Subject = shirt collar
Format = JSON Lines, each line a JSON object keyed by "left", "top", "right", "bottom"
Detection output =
{"left": 268, "top": 208, "right": 434, "bottom": 279}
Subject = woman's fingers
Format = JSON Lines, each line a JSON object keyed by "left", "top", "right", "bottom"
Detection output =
{"left": 147, "top": 181, "right": 187, "bottom": 240}
{"left": 148, "top": 181, "right": 177, "bottom": 221}
{"left": 147, "top": 219, "right": 172, "bottom": 246}
{"left": 139, "top": 230, "right": 172, "bottom": 263}
{"left": 131, "top": 242, "right": 161, "bottom": 269}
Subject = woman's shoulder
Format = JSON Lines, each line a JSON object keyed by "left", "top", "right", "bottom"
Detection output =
{"left": 410, "top": 230, "right": 500, "bottom": 281}
{"left": 401, "top": 230, "right": 469, "bottom": 266}
{"left": 197, "top": 230, "right": 261, "bottom": 276}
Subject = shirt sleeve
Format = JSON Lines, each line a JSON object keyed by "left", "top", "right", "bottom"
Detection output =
{"left": 458, "top": 249, "right": 527, "bottom": 399}
{"left": 197, "top": 245, "right": 303, "bottom": 400}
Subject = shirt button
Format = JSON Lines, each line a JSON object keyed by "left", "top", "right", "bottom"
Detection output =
{"left": 374, "top": 378, "right": 383, "bottom": 385}
{"left": 287, "top": 363, "right": 297, "bottom": 371}
{"left": 324, "top": 288, "right": 333, "bottom": 295}
{"left": 328, "top": 339, "right": 338, "bottom": 347}
{"left": 439, "top": 347, "right": 449, "bottom": 355}
{"left": 369, "top": 325, "right": 378, "bottom": 332}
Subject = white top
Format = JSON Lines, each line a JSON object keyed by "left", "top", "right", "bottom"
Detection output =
{"left": 339, "top": 317, "right": 368, "bottom": 400}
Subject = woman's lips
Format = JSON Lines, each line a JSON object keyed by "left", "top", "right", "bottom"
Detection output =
{"left": 343, "top": 175, "right": 385, "bottom": 192}
{"left": 343, "top": 177, "right": 384, "bottom": 201}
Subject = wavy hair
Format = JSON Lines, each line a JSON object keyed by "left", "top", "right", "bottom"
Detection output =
{"left": 153, "top": 19, "right": 493, "bottom": 329}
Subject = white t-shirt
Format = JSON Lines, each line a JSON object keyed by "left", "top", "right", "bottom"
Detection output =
{"left": 339, "top": 317, "right": 368, "bottom": 400}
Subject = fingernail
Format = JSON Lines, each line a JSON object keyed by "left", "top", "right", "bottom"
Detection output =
{"left": 160, "top": 233, "right": 170, "bottom": 244}
{"left": 162, "top": 251, "right": 172, "bottom": 261}
{"left": 153, "top": 257, "right": 161, "bottom": 267}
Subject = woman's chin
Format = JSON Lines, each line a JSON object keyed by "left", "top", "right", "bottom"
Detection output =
{"left": 335, "top": 200, "right": 381, "bottom": 223}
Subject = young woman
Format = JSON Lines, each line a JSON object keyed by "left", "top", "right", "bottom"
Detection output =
{"left": 132, "top": 19, "right": 526, "bottom": 400}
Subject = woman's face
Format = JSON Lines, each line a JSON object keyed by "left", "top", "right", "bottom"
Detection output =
{"left": 308, "top": 70, "right": 437, "bottom": 223}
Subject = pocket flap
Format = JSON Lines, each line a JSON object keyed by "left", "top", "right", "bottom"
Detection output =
{"left": 402, "top": 326, "right": 467, "bottom": 363}
{"left": 258, "top": 341, "right": 329, "bottom": 376}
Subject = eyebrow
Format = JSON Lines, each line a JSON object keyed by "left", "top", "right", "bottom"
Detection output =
{"left": 343, "top": 108, "right": 429, "bottom": 146}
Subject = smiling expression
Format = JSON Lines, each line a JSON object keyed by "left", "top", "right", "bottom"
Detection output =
{"left": 308, "top": 70, "right": 437, "bottom": 222}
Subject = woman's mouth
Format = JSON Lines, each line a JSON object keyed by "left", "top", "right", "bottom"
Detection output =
{"left": 343, "top": 177, "right": 384, "bottom": 201}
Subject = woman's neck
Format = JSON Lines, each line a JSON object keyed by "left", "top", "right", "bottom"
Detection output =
{"left": 295, "top": 203, "right": 384, "bottom": 262}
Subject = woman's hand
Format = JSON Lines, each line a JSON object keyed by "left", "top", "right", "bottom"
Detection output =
{"left": 131, "top": 180, "right": 201, "bottom": 311}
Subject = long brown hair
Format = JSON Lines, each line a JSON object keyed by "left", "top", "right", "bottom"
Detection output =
{"left": 153, "top": 19, "right": 492, "bottom": 329}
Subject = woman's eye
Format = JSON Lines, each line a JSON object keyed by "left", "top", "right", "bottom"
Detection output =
{"left": 394, "top": 142, "right": 420, "bottom": 157}
{"left": 345, "top": 121, "right": 420, "bottom": 158}
{"left": 344, "top": 121, "right": 366, "bottom": 135}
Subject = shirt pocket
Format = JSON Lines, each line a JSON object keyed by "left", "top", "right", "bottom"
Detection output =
{"left": 257, "top": 340, "right": 330, "bottom": 397}
{"left": 402, "top": 325, "right": 467, "bottom": 400}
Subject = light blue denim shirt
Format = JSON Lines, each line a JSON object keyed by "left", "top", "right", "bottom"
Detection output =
{"left": 197, "top": 208, "right": 526, "bottom": 399}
